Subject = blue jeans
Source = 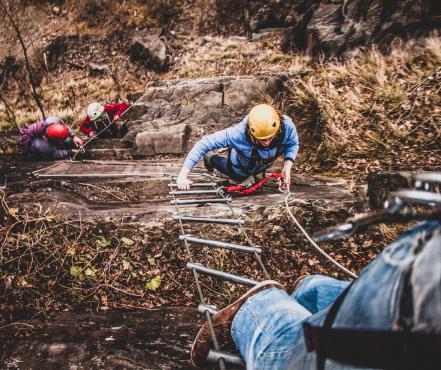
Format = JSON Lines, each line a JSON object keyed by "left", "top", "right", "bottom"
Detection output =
{"left": 231, "top": 220, "right": 441, "bottom": 369}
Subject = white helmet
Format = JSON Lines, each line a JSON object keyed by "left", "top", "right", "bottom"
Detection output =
{"left": 87, "top": 102, "right": 104, "bottom": 121}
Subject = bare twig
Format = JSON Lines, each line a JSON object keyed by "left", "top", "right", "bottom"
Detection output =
{"left": 0, "top": 0, "right": 45, "bottom": 119}
{"left": 0, "top": 322, "right": 35, "bottom": 330}
{"left": 78, "top": 182, "right": 127, "bottom": 202}
{"left": 0, "top": 91, "right": 19, "bottom": 129}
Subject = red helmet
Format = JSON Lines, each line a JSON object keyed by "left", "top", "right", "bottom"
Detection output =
{"left": 46, "top": 122, "right": 69, "bottom": 140}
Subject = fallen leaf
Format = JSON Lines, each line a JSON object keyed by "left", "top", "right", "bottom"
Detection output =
{"left": 70, "top": 265, "right": 81, "bottom": 277}
{"left": 85, "top": 267, "right": 96, "bottom": 277}
{"left": 145, "top": 275, "right": 162, "bottom": 291}
{"left": 97, "top": 237, "right": 111, "bottom": 248}
{"left": 121, "top": 237, "right": 134, "bottom": 246}
{"left": 122, "top": 260, "right": 132, "bottom": 270}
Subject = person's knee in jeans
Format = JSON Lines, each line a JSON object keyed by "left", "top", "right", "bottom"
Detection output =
{"left": 232, "top": 287, "right": 311, "bottom": 369}
{"left": 291, "top": 275, "right": 350, "bottom": 314}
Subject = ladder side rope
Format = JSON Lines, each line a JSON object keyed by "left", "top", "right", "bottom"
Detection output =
{"left": 283, "top": 190, "right": 358, "bottom": 279}
{"left": 200, "top": 172, "right": 271, "bottom": 280}
{"left": 171, "top": 173, "right": 273, "bottom": 369}
{"left": 188, "top": 173, "right": 271, "bottom": 281}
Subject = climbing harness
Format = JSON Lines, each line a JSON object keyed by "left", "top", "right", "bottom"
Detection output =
{"left": 303, "top": 173, "right": 441, "bottom": 370}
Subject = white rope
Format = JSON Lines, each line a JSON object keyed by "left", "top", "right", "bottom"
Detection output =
{"left": 283, "top": 190, "right": 358, "bottom": 279}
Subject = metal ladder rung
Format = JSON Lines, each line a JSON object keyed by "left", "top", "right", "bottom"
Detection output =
{"left": 187, "top": 262, "right": 258, "bottom": 287}
{"left": 197, "top": 304, "right": 218, "bottom": 315}
{"left": 169, "top": 189, "right": 219, "bottom": 195}
{"left": 173, "top": 215, "right": 245, "bottom": 225}
{"left": 170, "top": 198, "right": 230, "bottom": 205}
{"left": 169, "top": 182, "right": 217, "bottom": 188}
{"left": 207, "top": 350, "right": 245, "bottom": 367}
{"left": 412, "top": 172, "right": 441, "bottom": 188}
{"left": 180, "top": 235, "right": 261, "bottom": 254}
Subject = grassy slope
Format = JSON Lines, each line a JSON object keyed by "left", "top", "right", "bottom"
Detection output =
{"left": 0, "top": 0, "right": 440, "bottom": 174}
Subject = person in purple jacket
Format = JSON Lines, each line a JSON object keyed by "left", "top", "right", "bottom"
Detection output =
{"left": 176, "top": 104, "right": 299, "bottom": 191}
{"left": 19, "top": 116, "right": 84, "bottom": 160}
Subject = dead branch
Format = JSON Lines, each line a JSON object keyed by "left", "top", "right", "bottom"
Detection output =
{"left": 0, "top": 0, "right": 45, "bottom": 120}
{"left": 0, "top": 92, "right": 19, "bottom": 130}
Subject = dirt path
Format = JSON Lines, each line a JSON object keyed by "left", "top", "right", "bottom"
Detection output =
{"left": 1, "top": 308, "right": 202, "bottom": 370}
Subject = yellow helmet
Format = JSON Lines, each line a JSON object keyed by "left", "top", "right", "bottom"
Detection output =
{"left": 248, "top": 104, "right": 280, "bottom": 140}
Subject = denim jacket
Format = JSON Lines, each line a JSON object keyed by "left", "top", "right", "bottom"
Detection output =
{"left": 288, "top": 220, "right": 441, "bottom": 369}
{"left": 182, "top": 115, "right": 299, "bottom": 177}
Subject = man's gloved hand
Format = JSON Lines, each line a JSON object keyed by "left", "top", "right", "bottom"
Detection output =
{"left": 280, "top": 160, "right": 293, "bottom": 192}
{"left": 71, "top": 147, "right": 85, "bottom": 160}
{"left": 73, "top": 136, "right": 84, "bottom": 147}
{"left": 176, "top": 167, "right": 193, "bottom": 190}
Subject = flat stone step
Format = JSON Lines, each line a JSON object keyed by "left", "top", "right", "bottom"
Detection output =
{"left": 85, "top": 148, "right": 134, "bottom": 160}
{"left": 87, "top": 138, "right": 131, "bottom": 149}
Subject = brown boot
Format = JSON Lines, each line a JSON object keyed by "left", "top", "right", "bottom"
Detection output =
{"left": 191, "top": 280, "right": 285, "bottom": 368}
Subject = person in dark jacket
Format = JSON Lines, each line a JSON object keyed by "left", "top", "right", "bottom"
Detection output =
{"left": 80, "top": 101, "right": 129, "bottom": 138}
{"left": 20, "top": 116, "right": 83, "bottom": 160}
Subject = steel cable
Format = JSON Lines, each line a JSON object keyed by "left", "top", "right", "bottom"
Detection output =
{"left": 283, "top": 190, "right": 358, "bottom": 279}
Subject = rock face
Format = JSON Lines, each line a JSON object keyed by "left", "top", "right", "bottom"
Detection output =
{"left": 367, "top": 171, "right": 411, "bottom": 209}
{"left": 128, "top": 34, "right": 169, "bottom": 71}
{"left": 123, "top": 75, "right": 286, "bottom": 154}
{"left": 282, "top": 0, "right": 441, "bottom": 56}
{"left": 135, "top": 124, "right": 189, "bottom": 155}
{"left": 248, "top": 0, "right": 299, "bottom": 32}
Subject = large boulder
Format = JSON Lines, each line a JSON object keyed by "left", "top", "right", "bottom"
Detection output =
{"left": 135, "top": 124, "right": 189, "bottom": 155}
{"left": 282, "top": 0, "right": 440, "bottom": 56}
{"left": 367, "top": 171, "right": 412, "bottom": 209}
{"left": 128, "top": 34, "right": 169, "bottom": 71}
{"left": 248, "top": 0, "right": 299, "bottom": 32}
{"left": 123, "top": 75, "right": 286, "bottom": 154}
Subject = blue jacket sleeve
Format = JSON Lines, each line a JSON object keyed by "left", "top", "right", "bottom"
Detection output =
{"left": 282, "top": 116, "right": 299, "bottom": 162}
{"left": 182, "top": 127, "right": 236, "bottom": 170}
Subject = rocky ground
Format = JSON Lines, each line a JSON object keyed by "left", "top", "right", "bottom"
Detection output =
{"left": 1, "top": 308, "right": 202, "bottom": 369}
{"left": 0, "top": 150, "right": 413, "bottom": 368}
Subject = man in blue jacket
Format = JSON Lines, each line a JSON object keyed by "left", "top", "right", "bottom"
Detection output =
{"left": 176, "top": 104, "right": 299, "bottom": 191}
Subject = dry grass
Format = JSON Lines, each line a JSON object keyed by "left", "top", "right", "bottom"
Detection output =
{"left": 0, "top": 6, "right": 439, "bottom": 175}
{"left": 0, "top": 75, "right": 144, "bottom": 131}
{"left": 288, "top": 36, "right": 441, "bottom": 172}
{"left": 172, "top": 33, "right": 306, "bottom": 79}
